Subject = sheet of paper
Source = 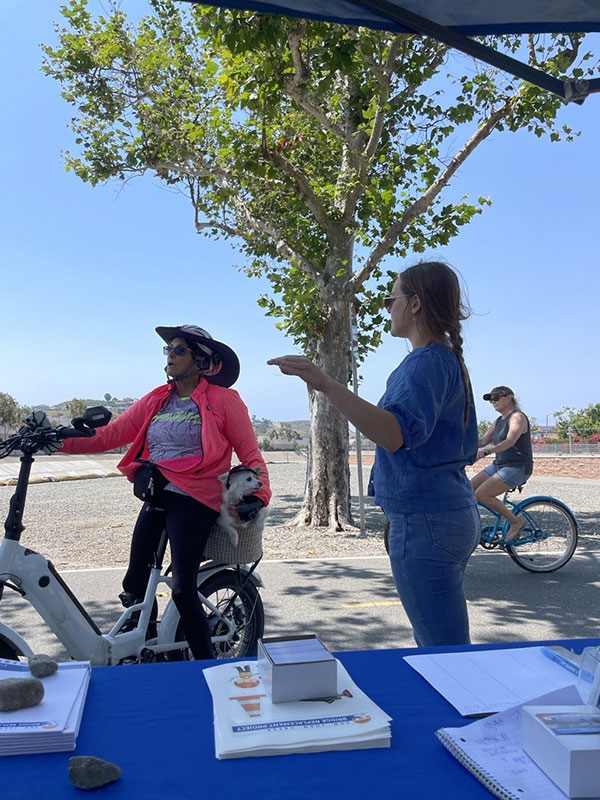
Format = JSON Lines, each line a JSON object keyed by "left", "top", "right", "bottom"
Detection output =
{"left": 204, "top": 658, "right": 391, "bottom": 758}
{"left": 404, "top": 646, "right": 582, "bottom": 716}
{"left": 0, "top": 659, "right": 90, "bottom": 735}
{"left": 437, "top": 685, "right": 582, "bottom": 800}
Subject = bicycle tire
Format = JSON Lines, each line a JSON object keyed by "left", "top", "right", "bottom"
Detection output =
{"left": 505, "top": 498, "right": 578, "bottom": 573}
{"left": 172, "top": 570, "right": 264, "bottom": 660}
{"left": 0, "top": 639, "right": 21, "bottom": 660}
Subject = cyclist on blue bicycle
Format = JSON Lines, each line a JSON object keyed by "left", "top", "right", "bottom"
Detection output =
{"left": 471, "top": 385, "right": 533, "bottom": 541}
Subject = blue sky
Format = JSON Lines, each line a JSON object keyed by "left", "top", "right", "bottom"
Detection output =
{"left": 1, "top": 2, "right": 599, "bottom": 427}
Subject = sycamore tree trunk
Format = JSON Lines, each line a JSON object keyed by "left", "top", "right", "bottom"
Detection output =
{"left": 292, "top": 298, "right": 354, "bottom": 530}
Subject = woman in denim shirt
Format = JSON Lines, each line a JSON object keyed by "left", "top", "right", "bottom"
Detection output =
{"left": 269, "top": 261, "right": 480, "bottom": 647}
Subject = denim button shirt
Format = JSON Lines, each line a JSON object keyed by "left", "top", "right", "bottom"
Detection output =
{"left": 370, "top": 343, "right": 478, "bottom": 514}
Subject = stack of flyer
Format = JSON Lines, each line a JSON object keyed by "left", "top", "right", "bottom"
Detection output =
{"left": 203, "top": 658, "right": 392, "bottom": 758}
{"left": 0, "top": 658, "right": 91, "bottom": 755}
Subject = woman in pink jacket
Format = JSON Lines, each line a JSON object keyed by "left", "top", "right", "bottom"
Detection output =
{"left": 62, "top": 325, "right": 271, "bottom": 660}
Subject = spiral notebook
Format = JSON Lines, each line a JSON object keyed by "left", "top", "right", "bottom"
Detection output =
{"left": 436, "top": 685, "right": 582, "bottom": 800}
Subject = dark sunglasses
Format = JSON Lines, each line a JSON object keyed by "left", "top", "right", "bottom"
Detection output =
{"left": 383, "top": 294, "right": 410, "bottom": 311}
{"left": 163, "top": 345, "right": 192, "bottom": 357}
{"left": 489, "top": 395, "right": 504, "bottom": 403}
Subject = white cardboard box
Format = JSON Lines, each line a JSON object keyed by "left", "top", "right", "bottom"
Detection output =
{"left": 257, "top": 634, "right": 337, "bottom": 703}
{"left": 522, "top": 704, "right": 600, "bottom": 798}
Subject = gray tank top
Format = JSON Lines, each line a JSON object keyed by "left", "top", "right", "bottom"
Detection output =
{"left": 493, "top": 410, "right": 533, "bottom": 471}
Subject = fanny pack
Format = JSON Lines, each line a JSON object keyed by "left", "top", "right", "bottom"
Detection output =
{"left": 133, "top": 463, "right": 168, "bottom": 504}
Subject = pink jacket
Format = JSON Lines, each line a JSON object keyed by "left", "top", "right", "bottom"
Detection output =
{"left": 61, "top": 379, "right": 271, "bottom": 512}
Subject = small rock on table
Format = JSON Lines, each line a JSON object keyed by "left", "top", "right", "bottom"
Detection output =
{"left": 0, "top": 677, "right": 45, "bottom": 711}
{"left": 68, "top": 755, "right": 122, "bottom": 789}
{"left": 28, "top": 654, "right": 59, "bottom": 679}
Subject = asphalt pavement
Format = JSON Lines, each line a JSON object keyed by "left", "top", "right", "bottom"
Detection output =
{"left": 2, "top": 546, "right": 599, "bottom": 660}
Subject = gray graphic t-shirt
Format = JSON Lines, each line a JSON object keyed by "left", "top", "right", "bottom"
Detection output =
{"left": 146, "top": 393, "right": 203, "bottom": 494}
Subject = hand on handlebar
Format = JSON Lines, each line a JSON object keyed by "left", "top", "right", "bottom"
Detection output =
{"left": 56, "top": 424, "right": 96, "bottom": 439}
{"left": 39, "top": 432, "right": 63, "bottom": 455}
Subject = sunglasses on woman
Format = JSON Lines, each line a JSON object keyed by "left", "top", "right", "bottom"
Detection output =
{"left": 489, "top": 395, "right": 503, "bottom": 403}
{"left": 383, "top": 294, "right": 411, "bottom": 311}
{"left": 163, "top": 345, "right": 192, "bottom": 356}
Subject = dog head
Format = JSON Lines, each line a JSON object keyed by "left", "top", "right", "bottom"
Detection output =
{"left": 218, "top": 465, "right": 263, "bottom": 498}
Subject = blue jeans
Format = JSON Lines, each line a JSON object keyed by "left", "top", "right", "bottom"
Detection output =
{"left": 385, "top": 505, "right": 481, "bottom": 647}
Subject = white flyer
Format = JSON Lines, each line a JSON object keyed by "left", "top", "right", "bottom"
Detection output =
{"left": 404, "top": 646, "right": 581, "bottom": 716}
{"left": 203, "top": 659, "right": 392, "bottom": 758}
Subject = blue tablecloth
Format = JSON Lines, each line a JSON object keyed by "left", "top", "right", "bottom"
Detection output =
{"left": 4, "top": 639, "right": 599, "bottom": 800}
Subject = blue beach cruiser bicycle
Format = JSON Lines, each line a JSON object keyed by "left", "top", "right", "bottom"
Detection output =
{"left": 383, "top": 487, "right": 578, "bottom": 574}
{"left": 477, "top": 486, "right": 578, "bottom": 573}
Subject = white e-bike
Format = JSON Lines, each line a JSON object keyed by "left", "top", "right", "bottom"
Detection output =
{"left": 0, "top": 409, "right": 264, "bottom": 664}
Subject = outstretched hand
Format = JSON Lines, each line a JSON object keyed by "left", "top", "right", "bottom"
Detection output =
{"left": 267, "top": 355, "right": 332, "bottom": 393}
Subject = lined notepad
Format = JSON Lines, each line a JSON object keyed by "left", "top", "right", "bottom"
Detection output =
{"left": 436, "top": 685, "right": 582, "bottom": 800}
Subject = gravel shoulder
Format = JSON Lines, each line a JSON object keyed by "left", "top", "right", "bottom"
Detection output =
{"left": 0, "top": 464, "right": 598, "bottom": 570}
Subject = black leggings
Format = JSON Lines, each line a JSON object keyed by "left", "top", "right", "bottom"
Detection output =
{"left": 122, "top": 489, "right": 218, "bottom": 660}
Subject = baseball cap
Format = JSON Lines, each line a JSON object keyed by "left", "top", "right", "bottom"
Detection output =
{"left": 482, "top": 386, "right": 514, "bottom": 401}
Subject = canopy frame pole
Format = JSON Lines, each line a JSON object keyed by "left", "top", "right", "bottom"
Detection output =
{"left": 351, "top": 0, "right": 599, "bottom": 104}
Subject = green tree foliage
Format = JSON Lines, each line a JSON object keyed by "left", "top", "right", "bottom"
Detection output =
{"left": 477, "top": 420, "right": 492, "bottom": 437}
{"left": 41, "top": 0, "right": 595, "bottom": 361}
{"left": 0, "top": 393, "right": 31, "bottom": 436}
{"left": 251, "top": 414, "right": 274, "bottom": 435}
{"left": 0, "top": 393, "right": 20, "bottom": 434}
{"left": 41, "top": 0, "right": 597, "bottom": 526}
{"left": 554, "top": 404, "right": 600, "bottom": 440}
{"left": 67, "top": 397, "right": 88, "bottom": 418}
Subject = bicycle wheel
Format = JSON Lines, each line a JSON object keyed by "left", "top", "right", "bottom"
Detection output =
{"left": 0, "top": 638, "right": 21, "bottom": 660}
{"left": 505, "top": 499, "right": 578, "bottom": 573}
{"left": 173, "top": 570, "right": 264, "bottom": 660}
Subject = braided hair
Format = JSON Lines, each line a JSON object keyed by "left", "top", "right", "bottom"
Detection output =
{"left": 399, "top": 261, "right": 473, "bottom": 426}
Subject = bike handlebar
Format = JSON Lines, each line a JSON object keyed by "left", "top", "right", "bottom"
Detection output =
{"left": 0, "top": 417, "right": 96, "bottom": 458}
{"left": 56, "top": 425, "right": 96, "bottom": 439}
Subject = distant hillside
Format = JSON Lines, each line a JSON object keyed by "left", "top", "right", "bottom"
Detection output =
{"left": 37, "top": 401, "right": 309, "bottom": 438}
{"left": 277, "top": 420, "right": 310, "bottom": 438}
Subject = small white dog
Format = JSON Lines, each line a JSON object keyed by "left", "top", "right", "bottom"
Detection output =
{"left": 217, "top": 465, "right": 267, "bottom": 547}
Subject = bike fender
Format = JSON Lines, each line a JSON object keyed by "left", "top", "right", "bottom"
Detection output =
{"left": 0, "top": 622, "right": 35, "bottom": 658}
{"left": 157, "top": 566, "right": 263, "bottom": 645}
{"left": 197, "top": 563, "right": 264, "bottom": 590}
{"left": 514, "top": 495, "right": 580, "bottom": 528}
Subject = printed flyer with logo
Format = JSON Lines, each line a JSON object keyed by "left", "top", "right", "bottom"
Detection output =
{"left": 0, "top": 658, "right": 90, "bottom": 755}
{"left": 203, "top": 659, "right": 392, "bottom": 758}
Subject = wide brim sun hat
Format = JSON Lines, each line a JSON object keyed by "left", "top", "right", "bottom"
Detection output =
{"left": 156, "top": 324, "right": 240, "bottom": 388}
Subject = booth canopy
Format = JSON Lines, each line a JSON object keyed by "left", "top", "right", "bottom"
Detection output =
{"left": 184, "top": 1, "right": 600, "bottom": 35}
{"left": 184, "top": 0, "right": 600, "bottom": 102}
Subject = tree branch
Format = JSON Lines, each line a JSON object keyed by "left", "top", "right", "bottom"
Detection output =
{"left": 232, "top": 197, "right": 322, "bottom": 284}
{"left": 150, "top": 158, "right": 231, "bottom": 182}
{"left": 350, "top": 101, "right": 514, "bottom": 290}
{"left": 340, "top": 39, "right": 447, "bottom": 224}
{"left": 285, "top": 26, "right": 362, "bottom": 159}
{"left": 262, "top": 148, "right": 338, "bottom": 240}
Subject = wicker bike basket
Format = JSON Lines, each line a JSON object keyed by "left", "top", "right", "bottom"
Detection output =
{"left": 203, "top": 519, "right": 263, "bottom": 564}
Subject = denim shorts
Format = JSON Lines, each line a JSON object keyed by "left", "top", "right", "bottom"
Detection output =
{"left": 483, "top": 463, "right": 532, "bottom": 489}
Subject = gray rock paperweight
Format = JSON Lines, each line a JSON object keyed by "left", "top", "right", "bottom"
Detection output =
{"left": 0, "top": 677, "right": 45, "bottom": 711}
{"left": 68, "top": 755, "right": 122, "bottom": 789}
{"left": 28, "top": 654, "right": 59, "bottom": 679}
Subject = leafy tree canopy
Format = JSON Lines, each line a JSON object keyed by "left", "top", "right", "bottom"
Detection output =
{"left": 41, "top": 0, "right": 597, "bottom": 362}
{"left": 554, "top": 403, "right": 600, "bottom": 440}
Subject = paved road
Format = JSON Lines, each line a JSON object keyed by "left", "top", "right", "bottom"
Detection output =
{"left": 2, "top": 546, "right": 598, "bottom": 659}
